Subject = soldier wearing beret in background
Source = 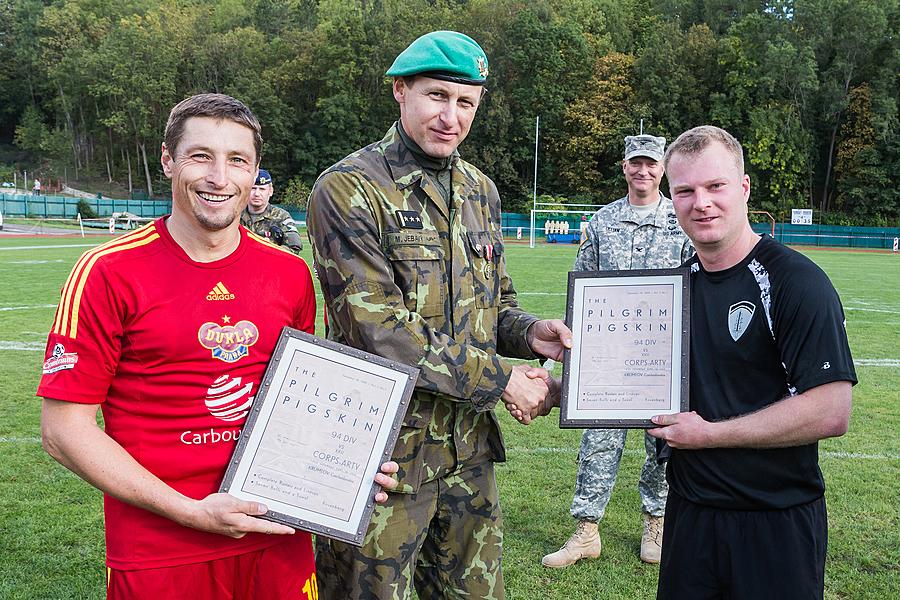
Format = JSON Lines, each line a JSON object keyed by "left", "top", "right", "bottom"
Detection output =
{"left": 542, "top": 133, "right": 693, "bottom": 569}
{"left": 307, "top": 30, "right": 572, "bottom": 599}
{"left": 240, "top": 169, "right": 303, "bottom": 253}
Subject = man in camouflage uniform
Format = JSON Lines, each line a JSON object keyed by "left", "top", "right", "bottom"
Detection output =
{"left": 542, "top": 133, "right": 693, "bottom": 568}
{"left": 307, "top": 31, "right": 572, "bottom": 600}
{"left": 239, "top": 169, "right": 303, "bottom": 253}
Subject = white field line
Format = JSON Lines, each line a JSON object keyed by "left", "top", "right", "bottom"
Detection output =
{"left": 6, "top": 259, "right": 67, "bottom": 265}
{"left": 845, "top": 306, "right": 900, "bottom": 315}
{"left": 0, "top": 341, "right": 45, "bottom": 351}
{"left": 854, "top": 359, "right": 900, "bottom": 367}
{"left": 0, "top": 243, "right": 99, "bottom": 251}
{"left": 0, "top": 304, "right": 57, "bottom": 312}
{"left": 505, "top": 447, "right": 900, "bottom": 461}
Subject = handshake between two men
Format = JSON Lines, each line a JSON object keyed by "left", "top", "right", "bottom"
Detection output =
{"left": 501, "top": 319, "right": 571, "bottom": 425}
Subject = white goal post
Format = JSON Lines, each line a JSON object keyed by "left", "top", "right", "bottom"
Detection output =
{"left": 529, "top": 204, "right": 604, "bottom": 248}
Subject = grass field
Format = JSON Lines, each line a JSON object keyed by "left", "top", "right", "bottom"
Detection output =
{"left": 0, "top": 235, "right": 897, "bottom": 599}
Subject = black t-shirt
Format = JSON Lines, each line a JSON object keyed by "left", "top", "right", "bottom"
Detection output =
{"left": 668, "top": 235, "right": 857, "bottom": 509}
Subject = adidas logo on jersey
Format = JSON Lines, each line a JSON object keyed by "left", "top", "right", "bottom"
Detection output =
{"left": 206, "top": 282, "right": 235, "bottom": 301}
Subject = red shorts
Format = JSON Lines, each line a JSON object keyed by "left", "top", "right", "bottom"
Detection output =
{"left": 107, "top": 534, "right": 316, "bottom": 600}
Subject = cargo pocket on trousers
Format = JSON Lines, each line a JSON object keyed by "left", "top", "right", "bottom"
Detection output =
{"left": 388, "top": 405, "right": 433, "bottom": 495}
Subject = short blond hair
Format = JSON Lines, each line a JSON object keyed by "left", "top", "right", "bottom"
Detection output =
{"left": 664, "top": 125, "right": 744, "bottom": 174}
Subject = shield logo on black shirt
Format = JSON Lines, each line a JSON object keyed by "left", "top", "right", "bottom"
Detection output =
{"left": 728, "top": 301, "right": 756, "bottom": 341}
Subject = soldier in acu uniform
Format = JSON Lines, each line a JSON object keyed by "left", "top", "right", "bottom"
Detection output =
{"left": 239, "top": 169, "right": 303, "bottom": 253}
{"left": 542, "top": 133, "right": 693, "bottom": 569}
{"left": 307, "top": 30, "right": 572, "bottom": 600}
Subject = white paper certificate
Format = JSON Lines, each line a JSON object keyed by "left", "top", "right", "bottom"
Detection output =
{"left": 560, "top": 269, "right": 689, "bottom": 428}
{"left": 220, "top": 328, "right": 417, "bottom": 545}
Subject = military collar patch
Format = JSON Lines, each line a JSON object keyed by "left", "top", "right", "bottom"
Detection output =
{"left": 395, "top": 210, "right": 424, "bottom": 229}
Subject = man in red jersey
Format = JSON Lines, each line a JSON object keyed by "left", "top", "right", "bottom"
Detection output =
{"left": 38, "top": 93, "right": 397, "bottom": 600}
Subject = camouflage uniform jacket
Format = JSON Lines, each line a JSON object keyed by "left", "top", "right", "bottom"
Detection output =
{"left": 307, "top": 124, "right": 539, "bottom": 492}
{"left": 574, "top": 194, "right": 693, "bottom": 272}
{"left": 240, "top": 204, "right": 303, "bottom": 253}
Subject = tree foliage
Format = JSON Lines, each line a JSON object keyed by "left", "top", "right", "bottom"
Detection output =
{"left": 0, "top": 0, "right": 896, "bottom": 223}
{"left": 560, "top": 52, "right": 644, "bottom": 198}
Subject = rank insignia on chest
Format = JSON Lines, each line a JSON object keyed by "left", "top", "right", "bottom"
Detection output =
{"left": 395, "top": 210, "right": 424, "bottom": 229}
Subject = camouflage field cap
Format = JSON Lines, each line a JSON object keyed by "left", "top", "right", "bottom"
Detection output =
{"left": 386, "top": 31, "right": 489, "bottom": 85}
{"left": 624, "top": 134, "right": 666, "bottom": 162}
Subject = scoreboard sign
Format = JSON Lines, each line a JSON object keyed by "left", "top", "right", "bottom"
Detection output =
{"left": 791, "top": 209, "right": 813, "bottom": 225}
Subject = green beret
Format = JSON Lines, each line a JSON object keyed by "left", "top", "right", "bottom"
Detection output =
{"left": 386, "top": 30, "right": 488, "bottom": 85}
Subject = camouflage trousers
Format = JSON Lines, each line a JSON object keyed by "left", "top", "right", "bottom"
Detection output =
{"left": 570, "top": 428, "right": 667, "bottom": 522}
{"left": 315, "top": 461, "right": 504, "bottom": 600}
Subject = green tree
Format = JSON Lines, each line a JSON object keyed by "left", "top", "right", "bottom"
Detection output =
{"left": 280, "top": 175, "right": 312, "bottom": 210}
{"left": 798, "top": 0, "right": 892, "bottom": 211}
{"left": 634, "top": 19, "right": 720, "bottom": 137}
{"left": 466, "top": 0, "right": 594, "bottom": 208}
{"left": 652, "top": 0, "right": 768, "bottom": 35}
{"left": 0, "top": 0, "right": 895, "bottom": 223}
{"left": 87, "top": 3, "right": 191, "bottom": 196}
{"left": 0, "top": 0, "right": 49, "bottom": 140}
{"left": 14, "top": 105, "right": 69, "bottom": 160}
{"left": 746, "top": 103, "right": 812, "bottom": 213}
{"left": 833, "top": 84, "right": 900, "bottom": 223}
{"left": 559, "top": 52, "right": 647, "bottom": 199}
{"left": 709, "top": 11, "right": 818, "bottom": 208}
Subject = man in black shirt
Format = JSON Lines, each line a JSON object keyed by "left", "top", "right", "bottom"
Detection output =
{"left": 647, "top": 126, "right": 856, "bottom": 599}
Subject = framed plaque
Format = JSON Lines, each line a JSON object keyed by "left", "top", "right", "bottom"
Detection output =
{"left": 560, "top": 268, "right": 690, "bottom": 428}
{"left": 220, "top": 328, "right": 418, "bottom": 546}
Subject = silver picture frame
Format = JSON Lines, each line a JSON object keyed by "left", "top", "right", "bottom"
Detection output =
{"left": 220, "top": 328, "right": 418, "bottom": 546}
{"left": 560, "top": 268, "right": 690, "bottom": 428}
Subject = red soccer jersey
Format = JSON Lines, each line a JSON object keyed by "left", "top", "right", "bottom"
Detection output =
{"left": 38, "top": 218, "right": 316, "bottom": 572}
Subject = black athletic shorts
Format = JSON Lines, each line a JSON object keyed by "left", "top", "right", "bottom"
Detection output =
{"left": 657, "top": 491, "right": 827, "bottom": 600}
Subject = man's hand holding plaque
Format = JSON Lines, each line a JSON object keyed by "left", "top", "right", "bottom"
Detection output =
{"left": 559, "top": 269, "right": 690, "bottom": 429}
{"left": 220, "top": 329, "right": 417, "bottom": 546}
{"left": 188, "top": 460, "right": 398, "bottom": 538}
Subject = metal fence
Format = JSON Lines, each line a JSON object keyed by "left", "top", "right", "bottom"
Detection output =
{"left": 2, "top": 192, "right": 898, "bottom": 250}
{"left": 0, "top": 193, "right": 171, "bottom": 219}
{"left": 751, "top": 223, "right": 900, "bottom": 250}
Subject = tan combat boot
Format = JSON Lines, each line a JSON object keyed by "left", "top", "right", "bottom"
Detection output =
{"left": 640, "top": 513, "right": 664, "bottom": 564}
{"left": 541, "top": 520, "right": 602, "bottom": 568}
